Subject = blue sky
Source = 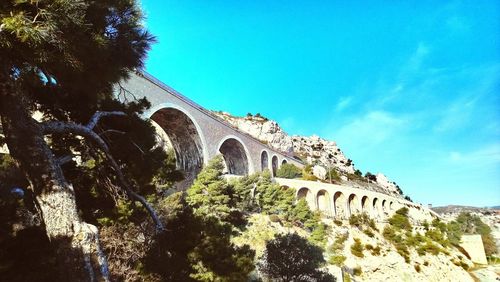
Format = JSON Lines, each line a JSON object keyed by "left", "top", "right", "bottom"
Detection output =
{"left": 140, "top": 0, "right": 500, "bottom": 207}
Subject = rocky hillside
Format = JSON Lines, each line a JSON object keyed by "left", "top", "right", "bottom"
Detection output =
{"left": 213, "top": 111, "right": 404, "bottom": 198}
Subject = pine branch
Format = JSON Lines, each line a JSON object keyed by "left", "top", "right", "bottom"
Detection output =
{"left": 40, "top": 115, "right": 164, "bottom": 231}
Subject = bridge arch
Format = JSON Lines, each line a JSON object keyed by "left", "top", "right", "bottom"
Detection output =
{"left": 218, "top": 136, "right": 251, "bottom": 175}
{"left": 361, "top": 195, "right": 370, "bottom": 215}
{"left": 271, "top": 155, "right": 278, "bottom": 176}
{"left": 261, "top": 150, "right": 269, "bottom": 172}
{"left": 297, "top": 187, "right": 315, "bottom": 209}
{"left": 282, "top": 159, "right": 287, "bottom": 165}
{"left": 348, "top": 194, "right": 361, "bottom": 216}
{"left": 333, "top": 191, "right": 347, "bottom": 219}
{"left": 149, "top": 105, "right": 207, "bottom": 179}
{"left": 317, "top": 190, "right": 332, "bottom": 216}
{"left": 382, "top": 199, "right": 388, "bottom": 215}
{"left": 372, "top": 198, "right": 380, "bottom": 218}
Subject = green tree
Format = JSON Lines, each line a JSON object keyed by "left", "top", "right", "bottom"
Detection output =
{"left": 186, "top": 156, "right": 233, "bottom": 222}
{"left": 276, "top": 163, "right": 302, "bottom": 179}
{"left": 258, "top": 233, "right": 335, "bottom": 282}
{"left": 0, "top": 1, "right": 163, "bottom": 280}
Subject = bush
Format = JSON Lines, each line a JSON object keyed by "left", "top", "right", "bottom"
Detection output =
{"left": 276, "top": 163, "right": 302, "bottom": 179}
{"left": 353, "top": 266, "right": 362, "bottom": 276}
{"left": 269, "top": 214, "right": 281, "bottom": 222}
{"left": 414, "top": 264, "right": 421, "bottom": 272}
{"left": 328, "top": 254, "right": 346, "bottom": 266}
{"left": 349, "top": 213, "right": 376, "bottom": 231}
{"left": 351, "top": 238, "right": 364, "bottom": 258}
{"left": 334, "top": 219, "right": 343, "bottom": 226}
{"left": 363, "top": 229, "right": 375, "bottom": 238}
{"left": 417, "top": 242, "right": 442, "bottom": 256}
{"left": 258, "top": 233, "right": 334, "bottom": 281}
{"left": 371, "top": 245, "right": 381, "bottom": 256}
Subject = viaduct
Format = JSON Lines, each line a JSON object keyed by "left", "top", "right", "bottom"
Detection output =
{"left": 117, "top": 71, "right": 436, "bottom": 222}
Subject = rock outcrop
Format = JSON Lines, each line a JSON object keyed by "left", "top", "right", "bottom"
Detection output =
{"left": 212, "top": 111, "right": 405, "bottom": 199}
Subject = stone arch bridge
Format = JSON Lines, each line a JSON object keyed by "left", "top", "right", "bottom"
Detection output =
{"left": 118, "top": 72, "right": 301, "bottom": 181}
{"left": 118, "top": 72, "right": 436, "bottom": 221}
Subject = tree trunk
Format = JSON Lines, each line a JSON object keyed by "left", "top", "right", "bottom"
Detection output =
{"left": 0, "top": 74, "right": 109, "bottom": 281}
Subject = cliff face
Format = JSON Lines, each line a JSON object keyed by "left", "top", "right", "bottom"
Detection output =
{"left": 213, "top": 111, "right": 404, "bottom": 198}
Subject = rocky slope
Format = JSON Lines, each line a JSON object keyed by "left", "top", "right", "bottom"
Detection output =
{"left": 213, "top": 111, "right": 404, "bottom": 198}
{"left": 234, "top": 213, "right": 475, "bottom": 282}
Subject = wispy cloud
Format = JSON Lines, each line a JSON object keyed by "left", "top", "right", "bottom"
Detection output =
{"left": 335, "top": 96, "right": 352, "bottom": 111}
{"left": 334, "top": 111, "right": 409, "bottom": 147}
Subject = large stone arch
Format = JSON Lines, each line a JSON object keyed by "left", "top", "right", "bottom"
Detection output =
{"left": 317, "top": 190, "right": 331, "bottom": 216}
{"left": 271, "top": 155, "right": 278, "bottom": 176}
{"left": 348, "top": 194, "right": 361, "bottom": 216}
{"left": 261, "top": 150, "right": 269, "bottom": 172}
{"left": 297, "top": 187, "right": 315, "bottom": 209}
{"left": 333, "top": 191, "right": 347, "bottom": 219}
{"left": 361, "top": 195, "right": 370, "bottom": 215}
{"left": 149, "top": 106, "right": 206, "bottom": 181}
{"left": 218, "top": 137, "right": 250, "bottom": 175}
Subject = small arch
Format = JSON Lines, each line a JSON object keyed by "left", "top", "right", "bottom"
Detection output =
{"left": 282, "top": 159, "right": 288, "bottom": 165}
{"left": 361, "top": 195, "right": 370, "bottom": 214}
{"left": 333, "top": 191, "right": 347, "bottom": 219}
{"left": 297, "top": 187, "right": 315, "bottom": 209}
{"left": 382, "top": 199, "right": 388, "bottom": 214}
{"left": 372, "top": 198, "right": 381, "bottom": 218}
{"left": 348, "top": 194, "right": 361, "bottom": 216}
{"left": 261, "top": 150, "right": 269, "bottom": 172}
{"left": 317, "top": 190, "right": 332, "bottom": 216}
{"left": 389, "top": 201, "right": 395, "bottom": 211}
{"left": 218, "top": 138, "right": 249, "bottom": 175}
{"left": 271, "top": 155, "right": 278, "bottom": 176}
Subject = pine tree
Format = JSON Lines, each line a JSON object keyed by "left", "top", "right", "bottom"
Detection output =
{"left": 0, "top": 1, "right": 161, "bottom": 280}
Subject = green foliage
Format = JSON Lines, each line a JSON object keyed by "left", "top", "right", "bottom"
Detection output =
{"left": 353, "top": 266, "right": 362, "bottom": 276}
{"left": 388, "top": 209, "right": 412, "bottom": 231}
{"left": 417, "top": 242, "right": 442, "bottom": 256}
{"left": 326, "top": 168, "right": 341, "bottom": 182}
{"left": 328, "top": 254, "right": 347, "bottom": 266}
{"left": 258, "top": 233, "right": 335, "bottom": 282}
{"left": 350, "top": 238, "right": 364, "bottom": 258}
{"left": 309, "top": 223, "right": 330, "bottom": 248}
{"left": 452, "top": 212, "right": 497, "bottom": 256}
{"left": 301, "top": 164, "right": 319, "bottom": 181}
{"left": 276, "top": 163, "right": 302, "bottom": 179}
{"left": 186, "top": 156, "right": 233, "bottom": 222}
{"left": 364, "top": 172, "right": 377, "bottom": 182}
{"left": 349, "top": 213, "right": 377, "bottom": 231}
{"left": 147, "top": 191, "right": 255, "bottom": 281}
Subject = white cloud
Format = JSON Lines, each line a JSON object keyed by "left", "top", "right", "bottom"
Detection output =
{"left": 448, "top": 143, "right": 500, "bottom": 165}
{"left": 335, "top": 96, "right": 352, "bottom": 111}
{"left": 334, "top": 111, "right": 408, "bottom": 147}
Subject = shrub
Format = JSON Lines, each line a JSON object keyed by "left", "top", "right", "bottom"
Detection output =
{"left": 371, "top": 245, "right": 381, "bottom": 256}
{"left": 363, "top": 229, "right": 374, "bottom": 238}
{"left": 353, "top": 266, "right": 362, "bottom": 276}
{"left": 418, "top": 242, "right": 442, "bottom": 256}
{"left": 269, "top": 214, "right": 281, "bottom": 222}
{"left": 350, "top": 238, "right": 364, "bottom": 258}
{"left": 334, "top": 219, "right": 343, "bottom": 226}
{"left": 328, "top": 255, "right": 346, "bottom": 266}
{"left": 414, "top": 264, "right": 421, "bottom": 272}
{"left": 388, "top": 211, "right": 412, "bottom": 231}
{"left": 258, "top": 233, "right": 334, "bottom": 281}
{"left": 423, "top": 261, "right": 429, "bottom": 266}
{"left": 276, "top": 163, "right": 302, "bottom": 179}
{"left": 349, "top": 213, "right": 376, "bottom": 231}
